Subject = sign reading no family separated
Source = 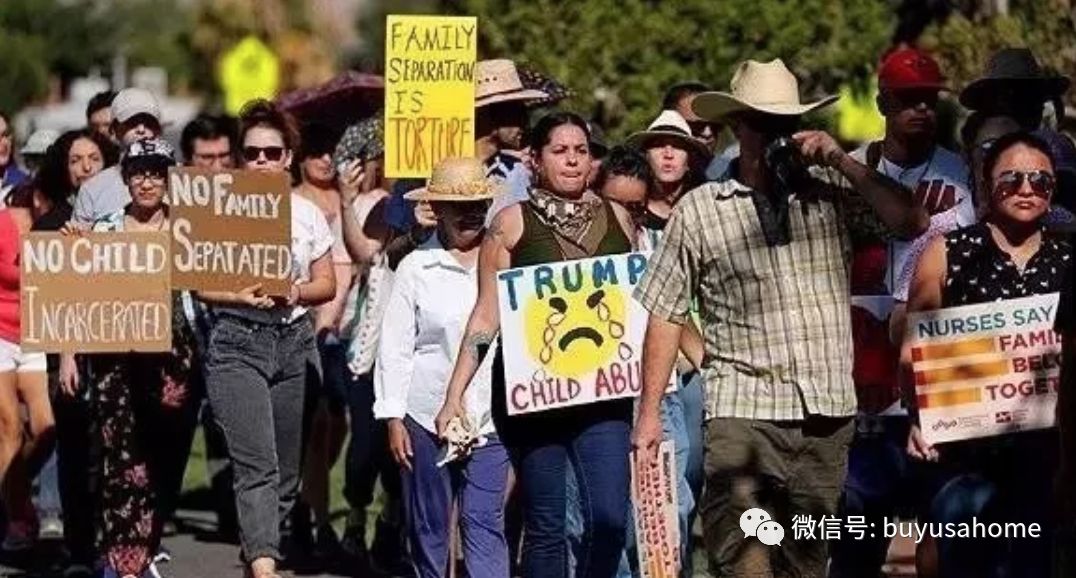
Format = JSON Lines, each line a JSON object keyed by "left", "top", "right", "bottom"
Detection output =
{"left": 168, "top": 167, "right": 292, "bottom": 296}
{"left": 384, "top": 15, "right": 477, "bottom": 179}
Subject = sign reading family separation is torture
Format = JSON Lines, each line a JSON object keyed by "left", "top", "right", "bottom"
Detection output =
{"left": 169, "top": 167, "right": 292, "bottom": 296}
{"left": 906, "top": 293, "right": 1061, "bottom": 445}
{"left": 384, "top": 15, "right": 477, "bottom": 178}
{"left": 20, "top": 232, "right": 172, "bottom": 353}
{"left": 497, "top": 253, "right": 672, "bottom": 415}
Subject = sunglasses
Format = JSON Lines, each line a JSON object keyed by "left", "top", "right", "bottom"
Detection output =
{"left": 242, "top": 146, "right": 286, "bottom": 162}
{"left": 889, "top": 90, "right": 940, "bottom": 110}
{"left": 993, "top": 170, "right": 1055, "bottom": 200}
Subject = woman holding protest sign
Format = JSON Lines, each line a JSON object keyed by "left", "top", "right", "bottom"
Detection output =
{"left": 58, "top": 138, "right": 201, "bottom": 578}
{"left": 904, "top": 131, "right": 1070, "bottom": 578}
{"left": 374, "top": 156, "right": 509, "bottom": 578}
{"left": 198, "top": 99, "right": 335, "bottom": 578}
{"left": 435, "top": 112, "right": 637, "bottom": 578}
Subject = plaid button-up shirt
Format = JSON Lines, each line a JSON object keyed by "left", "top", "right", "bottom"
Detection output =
{"left": 635, "top": 171, "right": 888, "bottom": 420}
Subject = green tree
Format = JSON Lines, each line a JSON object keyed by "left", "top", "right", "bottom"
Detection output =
{"left": 449, "top": 0, "right": 895, "bottom": 138}
{"left": 920, "top": 0, "right": 1076, "bottom": 120}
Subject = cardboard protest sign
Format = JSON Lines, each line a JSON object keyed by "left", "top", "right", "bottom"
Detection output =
{"left": 384, "top": 15, "right": 477, "bottom": 178}
{"left": 497, "top": 253, "right": 671, "bottom": 415}
{"left": 906, "top": 293, "right": 1061, "bottom": 445}
{"left": 20, "top": 232, "right": 172, "bottom": 353}
{"left": 631, "top": 441, "right": 680, "bottom": 578}
{"left": 169, "top": 168, "right": 292, "bottom": 295}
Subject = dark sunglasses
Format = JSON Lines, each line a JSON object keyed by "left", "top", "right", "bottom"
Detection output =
{"left": 890, "top": 90, "right": 939, "bottom": 109}
{"left": 242, "top": 146, "right": 286, "bottom": 162}
{"left": 993, "top": 170, "right": 1056, "bottom": 200}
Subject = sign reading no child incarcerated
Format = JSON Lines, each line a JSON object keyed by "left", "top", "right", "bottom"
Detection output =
{"left": 169, "top": 168, "right": 292, "bottom": 296}
{"left": 384, "top": 15, "right": 477, "bottom": 178}
{"left": 906, "top": 293, "right": 1061, "bottom": 445}
{"left": 497, "top": 253, "right": 671, "bottom": 415}
{"left": 20, "top": 232, "right": 172, "bottom": 353}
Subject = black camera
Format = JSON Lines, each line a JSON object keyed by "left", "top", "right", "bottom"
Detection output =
{"left": 763, "top": 137, "right": 806, "bottom": 188}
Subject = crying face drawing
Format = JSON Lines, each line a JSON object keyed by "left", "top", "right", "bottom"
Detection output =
{"left": 523, "top": 277, "right": 627, "bottom": 379}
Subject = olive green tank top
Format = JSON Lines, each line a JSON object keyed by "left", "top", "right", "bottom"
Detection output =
{"left": 511, "top": 199, "right": 631, "bottom": 267}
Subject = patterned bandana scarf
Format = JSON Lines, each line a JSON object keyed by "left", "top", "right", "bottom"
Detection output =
{"left": 528, "top": 188, "right": 601, "bottom": 245}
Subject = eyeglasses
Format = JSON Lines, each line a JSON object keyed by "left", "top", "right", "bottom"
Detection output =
{"left": 129, "top": 170, "right": 168, "bottom": 185}
{"left": 993, "top": 170, "right": 1055, "bottom": 200}
{"left": 242, "top": 146, "right": 286, "bottom": 162}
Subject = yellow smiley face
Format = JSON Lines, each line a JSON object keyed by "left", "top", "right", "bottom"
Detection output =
{"left": 523, "top": 276, "right": 626, "bottom": 379}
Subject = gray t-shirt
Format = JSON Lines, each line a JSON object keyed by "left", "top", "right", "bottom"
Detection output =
{"left": 72, "top": 166, "right": 129, "bottom": 225}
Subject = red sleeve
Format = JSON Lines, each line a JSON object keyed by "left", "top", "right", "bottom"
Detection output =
{"left": 0, "top": 213, "right": 20, "bottom": 289}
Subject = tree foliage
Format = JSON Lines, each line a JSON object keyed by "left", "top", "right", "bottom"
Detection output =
{"left": 920, "top": 0, "right": 1076, "bottom": 115}
{"left": 447, "top": 0, "right": 895, "bottom": 138}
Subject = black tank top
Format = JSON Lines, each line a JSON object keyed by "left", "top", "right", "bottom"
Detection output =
{"left": 942, "top": 223, "right": 1070, "bottom": 307}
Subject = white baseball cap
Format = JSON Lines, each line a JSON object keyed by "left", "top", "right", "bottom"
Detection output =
{"left": 111, "top": 88, "right": 161, "bottom": 124}
{"left": 20, "top": 129, "right": 60, "bottom": 156}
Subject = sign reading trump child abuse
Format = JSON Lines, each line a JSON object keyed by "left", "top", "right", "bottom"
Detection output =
{"left": 906, "top": 293, "right": 1061, "bottom": 445}
{"left": 21, "top": 232, "right": 172, "bottom": 353}
{"left": 169, "top": 168, "right": 291, "bottom": 295}
{"left": 498, "top": 253, "right": 667, "bottom": 415}
{"left": 384, "top": 15, "right": 477, "bottom": 178}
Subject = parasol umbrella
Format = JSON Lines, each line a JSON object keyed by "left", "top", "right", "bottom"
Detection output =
{"left": 276, "top": 70, "right": 384, "bottom": 135}
{"left": 518, "top": 66, "right": 572, "bottom": 107}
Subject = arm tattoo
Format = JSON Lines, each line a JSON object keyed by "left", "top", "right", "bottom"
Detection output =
{"left": 464, "top": 330, "right": 496, "bottom": 364}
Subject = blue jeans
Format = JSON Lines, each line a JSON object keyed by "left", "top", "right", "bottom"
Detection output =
{"left": 401, "top": 417, "right": 509, "bottom": 578}
{"left": 507, "top": 416, "right": 630, "bottom": 578}
{"left": 566, "top": 389, "right": 697, "bottom": 578}
{"left": 929, "top": 430, "right": 1056, "bottom": 578}
{"left": 830, "top": 415, "right": 939, "bottom": 577}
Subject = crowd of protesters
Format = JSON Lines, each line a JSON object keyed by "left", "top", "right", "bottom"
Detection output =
{"left": 0, "top": 41, "right": 1073, "bottom": 578}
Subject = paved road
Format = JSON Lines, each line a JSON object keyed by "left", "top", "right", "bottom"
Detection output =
{"left": 0, "top": 510, "right": 918, "bottom": 578}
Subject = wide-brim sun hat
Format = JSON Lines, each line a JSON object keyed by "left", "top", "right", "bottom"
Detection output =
{"left": 403, "top": 157, "right": 502, "bottom": 202}
{"left": 960, "top": 48, "right": 1070, "bottom": 110}
{"left": 625, "top": 110, "right": 711, "bottom": 162}
{"left": 692, "top": 59, "right": 838, "bottom": 121}
{"left": 475, "top": 59, "right": 550, "bottom": 108}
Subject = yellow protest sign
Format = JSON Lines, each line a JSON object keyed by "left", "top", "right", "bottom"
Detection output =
{"left": 219, "top": 35, "right": 281, "bottom": 116}
{"left": 384, "top": 15, "right": 477, "bottom": 178}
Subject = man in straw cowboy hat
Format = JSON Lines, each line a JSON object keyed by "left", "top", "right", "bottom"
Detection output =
{"left": 632, "top": 58, "right": 929, "bottom": 577}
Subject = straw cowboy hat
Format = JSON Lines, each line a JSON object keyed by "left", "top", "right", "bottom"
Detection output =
{"left": 625, "top": 110, "right": 711, "bottom": 162}
{"left": 475, "top": 59, "right": 550, "bottom": 108}
{"left": 692, "top": 59, "right": 838, "bottom": 121}
{"left": 960, "top": 48, "right": 1070, "bottom": 110}
{"left": 404, "top": 157, "right": 502, "bottom": 202}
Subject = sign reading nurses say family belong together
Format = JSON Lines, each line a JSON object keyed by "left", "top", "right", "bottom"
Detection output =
{"left": 20, "top": 232, "right": 173, "bottom": 353}
{"left": 498, "top": 253, "right": 668, "bottom": 415}
{"left": 907, "top": 293, "right": 1061, "bottom": 445}
{"left": 384, "top": 14, "right": 477, "bottom": 178}
{"left": 169, "top": 167, "right": 292, "bottom": 296}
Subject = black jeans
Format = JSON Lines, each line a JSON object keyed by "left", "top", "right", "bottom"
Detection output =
{"left": 50, "top": 355, "right": 97, "bottom": 566}
{"left": 343, "top": 372, "right": 400, "bottom": 528}
{"left": 205, "top": 316, "right": 317, "bottom": 563}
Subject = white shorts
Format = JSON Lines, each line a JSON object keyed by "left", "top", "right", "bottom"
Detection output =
{"left": 0, "top": 339, "right": 46, "bottom": 374}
